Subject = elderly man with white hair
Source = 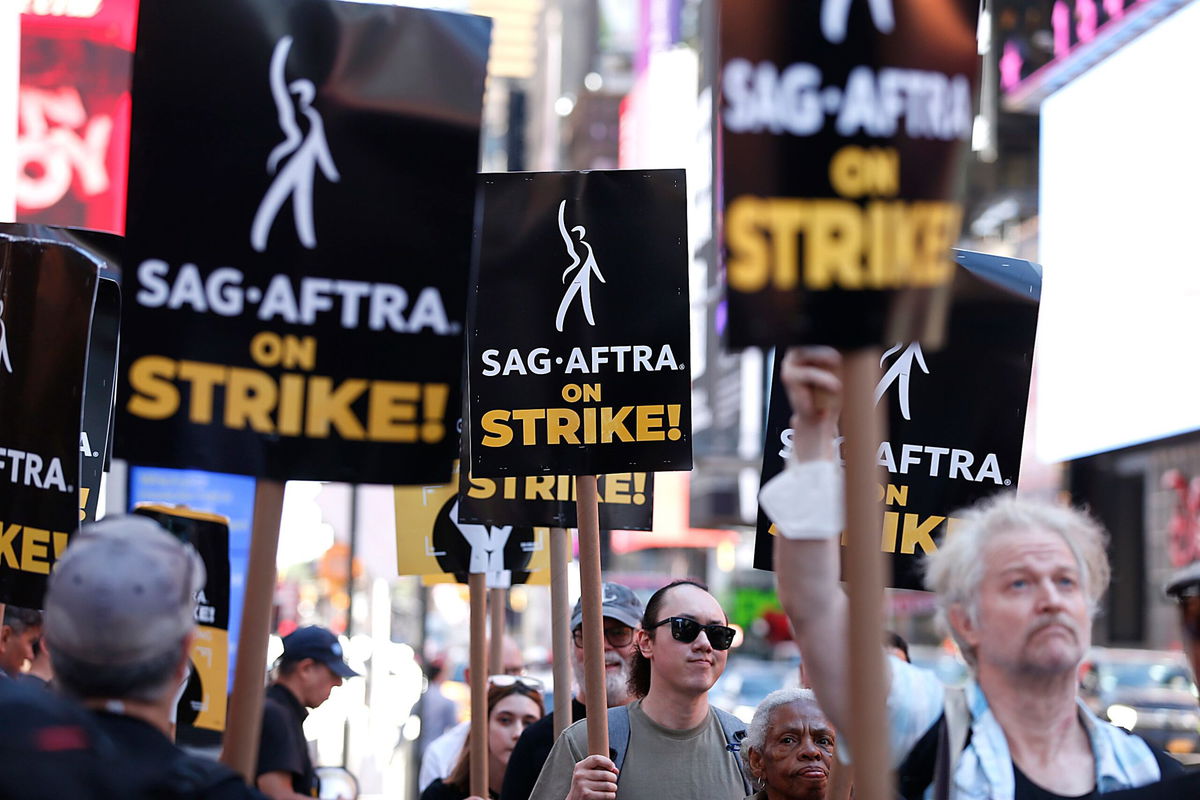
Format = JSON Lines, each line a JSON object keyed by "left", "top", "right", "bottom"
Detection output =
{"left": 743, "top": 688, "right": 836, "bottom": 800}
{"left": 760, "top": 347, "right": 1182, "bottom": 800}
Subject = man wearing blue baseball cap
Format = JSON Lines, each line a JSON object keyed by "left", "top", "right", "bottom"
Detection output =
{"left": 257, "top": 625, "right": 359, "bottom": 800}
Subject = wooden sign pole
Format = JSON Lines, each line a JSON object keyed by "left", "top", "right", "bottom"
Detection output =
{"left": 489, "top": 587, "right": 506, "bottom": 674}
{"left": 469, "top": 571, "right": 489, "bottom": 798}
{"left": 220, "top": 479, "right": 286, "bottom": 782}
{"left": 574, "top": 475, "right": 608, "bottom": 757}
{"left": 841, "top": 348, "right": 891, "bottom": 800}
{"left": 549, "top": 527, "right": 573, "bottom": 736}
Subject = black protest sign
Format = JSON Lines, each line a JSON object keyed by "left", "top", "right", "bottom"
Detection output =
{"left": 468, "top": 170, "right": 692, "bottom": 478}
{"left": 457, "top": 468, "right": 655, "bottom": 530}
{"left": 720, "top": 0, "right": 981, "bottom": 348}
{"left": 754, "top": 251, "right": 1040, "bottom": 589}
{"left": 0, "top": 234, "right": 98, "bottom": 607}
{"left": 0, "top": 224, "right": 122, "bottom": 526}
{"left": 81, "top": 278, "right": 120, "bottom": 524}
{"left": 133, "top": 504, "right": 231, "bottom": 747}
{"left": 117, "top": 0, "right": 490, "bottom": 484}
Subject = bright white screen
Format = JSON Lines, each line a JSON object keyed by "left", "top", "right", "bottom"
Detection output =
{"left": 1036, "top": 0, "right": 1200, "bottom": 463}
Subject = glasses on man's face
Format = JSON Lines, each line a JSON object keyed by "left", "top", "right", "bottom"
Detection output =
{"left": 647, "top": 617, "right": 736, "bottom": 651}
{"left": 571, "top": 624, "right": 634, "bottom": 649}
{"left": 488, "top": 674, "right": 544, "bottom": 691}
{"left": 1178, "top": 594, "right": 1200, "bottom": 639}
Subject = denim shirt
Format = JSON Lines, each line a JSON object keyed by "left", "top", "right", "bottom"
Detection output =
{"left": 886, "top": 657, "right": 1164, "bottom": 800}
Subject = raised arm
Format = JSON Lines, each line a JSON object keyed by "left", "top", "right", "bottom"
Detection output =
{"left": 762, "top": 346, "right": 857, "bottom": 733}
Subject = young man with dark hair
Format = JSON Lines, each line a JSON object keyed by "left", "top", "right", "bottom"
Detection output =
{"left": 529, "top": 580, "right": 750, "bottom": 800}
{"left": 257, "top": 625, "right": 359, "bottom": 800}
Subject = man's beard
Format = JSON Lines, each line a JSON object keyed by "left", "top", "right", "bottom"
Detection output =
{"left": 571, "top": 651, "right": 632, "bottom": 706}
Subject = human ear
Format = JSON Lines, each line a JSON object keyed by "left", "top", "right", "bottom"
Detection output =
{"left": 947, "top": 604, "right": 981, "bottom": 649}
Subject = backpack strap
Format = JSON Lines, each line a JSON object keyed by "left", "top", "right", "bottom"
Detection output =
{"left": 712, "top": 706, "right": 753, "bottom": 797}
{"left": 606, "top": 704, "right": 632, "bottom": 773}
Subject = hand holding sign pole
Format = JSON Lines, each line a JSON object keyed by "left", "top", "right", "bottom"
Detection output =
{"left": 469, "top": 170, "right": 691, "bottom": 757}
{"left": 721, "top": 3, "right": 981, "bottom": 799}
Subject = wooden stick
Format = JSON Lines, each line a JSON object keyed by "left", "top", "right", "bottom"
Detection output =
{"left": 469, "top": 571, "right": 489, "bottom": 798}
{"left": 549, "top": 527, "right": 573, "bottom": 736}
{"left": 575, "top": 475, "right": 608, "bottom": 757}
{"left": 841, "top": 348, "right": 891, "bottom": 800}
{"left": 489, "top": 587, "right": 506, "bottom": 675}
{"left": 220, "top": 479, "right": 286, "bottom": 782}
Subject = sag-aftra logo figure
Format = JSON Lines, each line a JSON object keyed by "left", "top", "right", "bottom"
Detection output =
{"left": 820, "top": 0, "right": 895, "bottom": 44}
{"left": 251, "top": 36, "right": 340, "bottom": 253}
{"left": 554, "top": 200, "right": 606, "bottom": 332}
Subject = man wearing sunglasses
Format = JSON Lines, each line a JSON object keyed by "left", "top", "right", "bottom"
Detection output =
{"left": 503, "top": 582, "right": 643, "bottom": 800}
{"left": 529, "top": 579, "right": 751, "bottom": 800}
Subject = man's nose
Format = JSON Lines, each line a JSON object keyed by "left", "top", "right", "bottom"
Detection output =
{"left": 1036, "top": 578, "right": 1066, "bottom": 610}
{"left": 692, "top": 630, "right": 714, "bottom": 651}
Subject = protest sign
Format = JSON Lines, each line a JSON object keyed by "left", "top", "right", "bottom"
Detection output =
{"left": 0, "top": 224, "right": 121, "bottom": 526}
{"left": 117, "top": 0, "right": 491, "bottom": 484}
{"left": 395, "top": 461, "right": 549, "bottom": 586}
{"left": 467, "top": 170, "right": 692, "bottom": 478}
{"left": 754, "top": 251, "right": 1041, "bottom": 589}
{"left": 133, "top": 504, "right": 231, "bottom": 748}
{"left": 719, "top": 0, "right": 981, "bottom": 348}
{"left": 128, "top": 467, "right": 255, "bottom": 692}
{"left": 0, "top": 234, "right": 98, "bottom": 607}
{"left": 457, "top": 468, "right": 654, "bottom": 530}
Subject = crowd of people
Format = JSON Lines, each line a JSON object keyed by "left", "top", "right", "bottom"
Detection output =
{"left": 3, "top": 349, "right": 1200, "bottom": 799}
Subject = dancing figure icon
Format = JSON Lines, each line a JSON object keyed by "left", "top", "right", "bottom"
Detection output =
{"left": 0, "top": 300, "right": 12, "bottom": 375}
{"left": 250, "top": 36, "right": 340, "bottom": 253}
{"left": 554, "top": 200, "right": 606, "bottom": 332}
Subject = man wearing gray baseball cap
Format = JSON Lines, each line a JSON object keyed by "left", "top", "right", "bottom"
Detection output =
{"left": 501, "top": 581, "right": 643, "bottom": 800}
{"left": 42, "top": 515, "right": 264, "bottom": 798}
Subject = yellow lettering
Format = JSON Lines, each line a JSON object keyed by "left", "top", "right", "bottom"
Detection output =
{"left": 604, "top": 474, "right": 632, "bottom": 504}
{"left": 526, "top": 476, "right": 555, "bottom": 501}
{"left": 600, "top": 407, "right": 634, "bottom": 443}
{"left": 900, "top": 513, "right": 943, "bottom": 555}
{"left": 225, "top": 367, "right": 278, "bottom": 432}
{"left": 306, "top": 377, "right": 367, "bottom": 439}
{"left": 21, "top": 527, "right": 50, "bottom": 575}
{"left": 127, "top": 356, "right": 180, "bottom": 419}
{"left": 481, "top": 411, "right": 513, "bottom": 448}
{"left": 546, "top": 409, "right": 581, "bottom": 445}
{"left": 467, "top": 476, "right": 496, "bottom": 499}
{"left": 512, "top": 409, "right": 547, "bottom": 445}
{"left": 725, "top": 196, "right": 771, "bottom": 292}
{"left": 367, "top": 381, "right": 420, "bottom": 442}
{"left": 0, "top": 523, "right": 18, "bottom": 568}
{"left": 635, "top": 405, "right": 665, "bottom": 441}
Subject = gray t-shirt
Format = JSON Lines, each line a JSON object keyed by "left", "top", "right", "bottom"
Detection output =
{"left": 528, "top": 700, "right": 746, "bottom": 800}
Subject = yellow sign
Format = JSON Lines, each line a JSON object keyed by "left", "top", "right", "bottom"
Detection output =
{"left": 394, "top": 461, "right": 549, "bottom": 584}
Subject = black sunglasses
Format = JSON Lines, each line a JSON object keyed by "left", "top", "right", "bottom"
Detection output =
{"left": 648, "top": 617, "right": 736, "bottom": 651}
